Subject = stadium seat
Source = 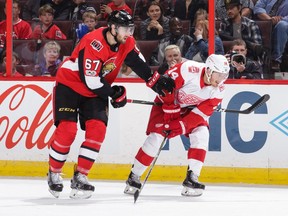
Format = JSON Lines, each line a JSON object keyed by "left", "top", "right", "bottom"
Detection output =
{"left": 136, "top": 40, "right": 159, "bottom": 65}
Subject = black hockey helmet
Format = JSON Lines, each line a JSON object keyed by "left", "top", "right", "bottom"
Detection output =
{"left": 108, "top": 10, "right": 134, "bottom": 27}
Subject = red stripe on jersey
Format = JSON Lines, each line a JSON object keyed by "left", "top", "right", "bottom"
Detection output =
{"left": 135, "top": 148, "right": 154, "bottom": 166}
{"left": 188, "top": 148, "right": 206, "bottom": 162}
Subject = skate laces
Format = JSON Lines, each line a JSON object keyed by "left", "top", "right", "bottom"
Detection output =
{"left": 50, "top": 172, "right": 63, "bottom": 184}
{"left": 74, "top": 172, "right": 90, "bottom": 185}
{"left": 188, "top": 170, "right": 199, "bottom": 183}
{"left": 130, "top": 172, "right": 140, "bottom": 184}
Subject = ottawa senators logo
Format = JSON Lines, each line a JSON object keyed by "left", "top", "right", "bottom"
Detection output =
{"left": 102, "top": 57, "right": 116, "bottom": 77}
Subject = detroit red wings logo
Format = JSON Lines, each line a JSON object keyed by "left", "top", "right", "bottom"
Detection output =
{"left": 177, "top": 90, "right": 203, "bottom": 105}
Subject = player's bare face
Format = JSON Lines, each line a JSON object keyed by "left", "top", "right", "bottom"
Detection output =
{"left": 116, "top": 26, "right": 134, "bottom": 44}
{"left": 210, "top": 71, "right": 228, "bottom": 87}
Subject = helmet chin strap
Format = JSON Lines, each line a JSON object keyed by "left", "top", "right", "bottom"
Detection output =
{"left": 205, "top": 68, "right": 212, "bottom": 84}
{"left": 109, "top": 25, "right": 120, "bottom": 43}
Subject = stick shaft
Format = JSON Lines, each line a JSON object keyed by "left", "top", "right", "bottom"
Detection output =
{"left": 127, "top": 94, "right": 270, "bottom": 114}
{"left": 134, "top": 135, "right": 168, "bottom": 203}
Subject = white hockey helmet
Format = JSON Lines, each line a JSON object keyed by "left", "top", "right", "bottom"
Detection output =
{"left": 205, "top": 54, "right": 230, "bottom": 75}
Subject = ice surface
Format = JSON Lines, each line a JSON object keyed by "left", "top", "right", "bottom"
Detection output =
{"left": 0, "top": 178, "right": 287, "bottom": 216}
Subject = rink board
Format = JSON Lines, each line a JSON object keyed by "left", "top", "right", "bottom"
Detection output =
{"left": 0, "top": 79, "right": 288, "bottom": 184}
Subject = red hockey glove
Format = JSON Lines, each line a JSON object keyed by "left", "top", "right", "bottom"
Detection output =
{"left": 146, "top": 71, "right": 175, "bottom": 96}
{"left": 163, "top": 119, "right": 187, "bottom": 138}
{"left": 162, "top": 104, "right": 181, "bottom": 123}
{"left": 110, "top": 85, "right": 127, "bottom": 108}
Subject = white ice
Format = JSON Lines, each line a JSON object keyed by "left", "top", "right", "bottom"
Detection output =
{"left": 0, "top": 178, "right": 288, "bottom": 216}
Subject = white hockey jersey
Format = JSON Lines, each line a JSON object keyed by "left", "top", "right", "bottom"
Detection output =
{"left": 147, "top": 60, "right": 225, "bottom": 134}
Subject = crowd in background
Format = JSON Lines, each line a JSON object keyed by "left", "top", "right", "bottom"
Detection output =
{"left": 0, "top": 0, "right": 287, "bottom": 79}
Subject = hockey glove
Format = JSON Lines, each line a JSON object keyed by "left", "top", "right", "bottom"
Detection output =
{"left": 146, "top": 71, "right": 175, "bottom": 96}
{"left": 162, "top": 104, "right": 181, "bottom": 123}
{"left": 76, "top": 23, "right": 89, "bottom": 40}
{"left": 110, "top": 85, "right": 127, "bottom": 108}
{"left": 163, "top": 118, "right": 187, "bottom": 139}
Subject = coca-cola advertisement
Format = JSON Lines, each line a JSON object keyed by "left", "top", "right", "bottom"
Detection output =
{"left": 0, "top": 82, "right": 56, "bottom": 160}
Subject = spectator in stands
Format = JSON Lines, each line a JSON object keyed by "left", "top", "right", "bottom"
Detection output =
{"left": 74, "top": 10, "right": 100, "bottom": 46}
{"left": 227, "top": 39, "right": 262, "bottom": 79}
{"left": 0, "top": 51, "right": 24, "bottom": 77}
{"left": 190, "top": 8, "right": 208, "bottom": 36}
{"left": 118, "top": 63, "right": 140, "bottom": 78}
{"left": 192, "top": 8, "right": 208, "bottom": 26}
{"left": 280, "top": 43, "right": 288, "bottom": 72}
{"left": 31, "top": 4, "right": 67, "bottom": 40}
{"left": 99, "top": 0, "right": 132, "bottom": 20}
{"left": 0, "top": 0, "right": 32, "bottom": 52}
{"left": 140, "top": 1, "right": 170, "bottom": 40}
{"left": 151, "top": 17, "right": 193, "bottom": 66}
{"left": 158, "top": 44, "right": 188, "bottom": 74}
{"left": 33, "top": 40, "right": 62, "bottom": 76}
{"left": 173, "top": 0, "right": 208, "bottom": 29}
{"left": 133, "top": 0, "right": 174, "bottom": 21}
{"left": 69, "top": 0, "right": 97, "bottom": 21}
{"left": 23, "top": 0, "right": 72, "bottom": 21}
{"left": 216, "top": 0, "right": 254, "bottom": 20}
{"left": 253, "top": 0, "right": 288, "bottom": 72}
{"left": 185, "top": 19, "right": 225, "bottom": 62}
{"left": 218, "top": 0, "right": 263, "bottom": 60}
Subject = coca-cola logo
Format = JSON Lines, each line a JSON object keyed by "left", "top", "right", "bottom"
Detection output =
{"left": 0, "top": 84, "right": 55, "bottom": 149}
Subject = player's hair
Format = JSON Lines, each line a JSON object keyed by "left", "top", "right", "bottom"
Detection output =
{"left": 43, "top": 41, "right": 61, "bottom": 55}
{"left": 82, "top": 11, "right": 97, "bottom": 22}
{"left": 39, "top": 4, "right": 55, "bottom": 16}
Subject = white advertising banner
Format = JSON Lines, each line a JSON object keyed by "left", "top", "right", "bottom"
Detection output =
{"left": 0, "top": 80, "right": 287, "bottom": 169}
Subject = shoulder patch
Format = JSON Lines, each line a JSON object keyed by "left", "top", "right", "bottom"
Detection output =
{"left": 90, "top": 39, "right": 103, "bottom": 52}
{"left": 56, "top": 30, "right": 62, "bottom": 38}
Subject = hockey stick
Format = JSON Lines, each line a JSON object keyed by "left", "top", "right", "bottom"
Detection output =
{"left": 134, "top": 132, "right": 170, "bottom": 203}
{"left": 127, "top": 94, "right": 270, "bottom": 114}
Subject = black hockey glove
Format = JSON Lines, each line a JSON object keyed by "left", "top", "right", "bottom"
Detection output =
{"left": 110, "top": 85, "right": 127, "bottom": 108}
{"left": 146, "top": 71, "right": 175, "bottom": 96}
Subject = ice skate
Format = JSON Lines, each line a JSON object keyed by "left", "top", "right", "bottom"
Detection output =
{"left": 70, "top": 172, "right": 95, "bottom": 199}
{"left": 47, "top": 170, "right": 63, "bottom": 198}
{"left": 124, "top": 171, "right": 142, "bottom": 195}
{"left": 181, "top": 170, "right": 205, "bottom": 197}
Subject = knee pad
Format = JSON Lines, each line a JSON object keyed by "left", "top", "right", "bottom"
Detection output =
{"left": 85, "top": 119, "right": 106, "bottom": 143}
{"left": 54, "top": 120, "right": 77, "bottom": 146}
{"left": 142, "top": 133, "right": 164, "bottom": 157}
{"left": 189, "top": 126, "right": 209, "bottom": 150}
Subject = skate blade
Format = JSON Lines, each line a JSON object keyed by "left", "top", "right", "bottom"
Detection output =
{"left": 181, "top": 186, "right": 203, "bottom": 197}
{"left": 124, "top": 185, "right": 139, "bottom": 195}
{"left": 48, "top": 189, "right": 60, "bottom": 198}
{"left": 69, "top": 189, "right": 93, "bottom": 199}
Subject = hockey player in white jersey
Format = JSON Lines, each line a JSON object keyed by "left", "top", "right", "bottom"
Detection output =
{"left": 124, "top": 54, "right": 230, "bottom": 196}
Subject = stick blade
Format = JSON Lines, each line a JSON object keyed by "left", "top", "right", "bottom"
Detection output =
{"left": 244, "top": 94, "right": 270, "bottom": 114}
{"left": 133, "top": 190, "right": 140, "bottom": 203}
